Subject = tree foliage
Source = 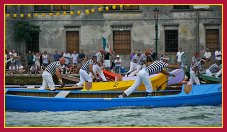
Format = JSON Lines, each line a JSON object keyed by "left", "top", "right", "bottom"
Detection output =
{"left": 14, "top": 21, "right": 40, "bottom": 43}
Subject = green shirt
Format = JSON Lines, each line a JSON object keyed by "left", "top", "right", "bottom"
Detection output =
{"left": 27, "top": 54, "right": 33, "bottom": 63}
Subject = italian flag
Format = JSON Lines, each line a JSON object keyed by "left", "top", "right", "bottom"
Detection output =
{"left": 102, "top": 36, "right": 111, "bottom": 53}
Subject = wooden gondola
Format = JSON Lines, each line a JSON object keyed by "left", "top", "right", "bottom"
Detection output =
{"left": 5, "top": 84, "right": 222, "bottom": 112}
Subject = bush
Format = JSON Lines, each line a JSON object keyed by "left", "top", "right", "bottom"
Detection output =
{"left": 14, "top": 21, "right": 40, "bottom": 43}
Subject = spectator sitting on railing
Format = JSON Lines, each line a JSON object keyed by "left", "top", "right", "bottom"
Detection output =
{"left": 30, "top": 64, "right": 38, "bottom": 74}
{"left": 66, "top": 63, "right": 74, "bottom": 74}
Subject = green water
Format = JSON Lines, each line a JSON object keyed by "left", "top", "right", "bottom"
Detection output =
{"left": 5, "top": 106, "right": 222, "bottom": 127}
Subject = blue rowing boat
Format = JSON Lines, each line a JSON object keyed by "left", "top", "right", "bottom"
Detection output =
{"left": 5, "top": 84, "right": 222, "bottom": 112}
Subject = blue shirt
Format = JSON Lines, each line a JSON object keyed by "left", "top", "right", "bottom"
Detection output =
{"left": 53, "top": 53, "right": 60, "bottom": 61}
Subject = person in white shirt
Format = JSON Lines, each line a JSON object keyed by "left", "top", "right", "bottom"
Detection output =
{"left": 93, "top": 49, "right": 107, "bottom": 81}
{"left": 63, "top": 52, "right": 71, "bottom": 66}
{"left": 176, "top": 48, "right": 184, "bottom": 66}
{"left": 204, "top": 48, "right": 211, "bottom": 60}
{"left": 32, "top": 52, "right": 36, "bottom": 65}
{"left": 10, "top": 49, "right": 17, "bottom": 73}
{"left": 114, "top": 55, "right": 121, "bottom": 74}
{"left": 126, "top": 50, "right": 141, "bottom": 76}
{"left": 204, "top": 48, "right": 211, "bottom": 69}
{"left": 188, "top": 58, "right": 206, "bottom": 85}
{"left": 128, "top": 51, "right": 150, "bottom": 77}
{"left": 30, "top": 64, "right": 38, "bottom": 74}
{"left": 215, "top": 48, "right": 222, "bottom": 65}
{"left": 71, "top": 51, "right": 79, "bottom": 66}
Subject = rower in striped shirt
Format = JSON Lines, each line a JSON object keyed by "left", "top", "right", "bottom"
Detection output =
{"left": 205, "top": 63, "right": 220, "bottom": 77}
{"left": 119, "top": 56, "right": 182, "bottom": 98}
{"left": 128, "top": 51, "right": 150, "bottom": 77}
{"left": 188, "top": 58, "right": 206, "bottom": 85}
{"left": 75, "top": 56, "right": 98, "bottom": 87}
{"left": 38, "top": 57, "right": 66, "bottom": 91}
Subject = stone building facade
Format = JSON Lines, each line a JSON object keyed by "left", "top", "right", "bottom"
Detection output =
{"left": 5, "top": 5, "right": 222, "bottom": 68}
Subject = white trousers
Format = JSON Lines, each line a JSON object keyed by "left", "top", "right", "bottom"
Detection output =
{"left": 188, "top": 70, "right": 200, "bottom": 85}
{"left": 127, "top": 61, "right": 137, "bottom": 74}
{"left": 215, "top": 69, "right": 222, "bottom": 78}
{"left": 93, "top": 64, "right": 107, "bottom": 81}
{"left": 124, "top": 69, "right": 152, "bottom": 96}
{"left": 128, "top": 64, "right": 146, "bottom": 77}
{"left": 104, "top": 60, "right": 111, "bottom": 68}
{"left": 39, "top": 71, "right": 55, "bottom": 90}
{"left": 76, "top": 69, "right": 93, "bottom": 86}
{"left": 205, "top": 69, "right": 212, "bottom": 76}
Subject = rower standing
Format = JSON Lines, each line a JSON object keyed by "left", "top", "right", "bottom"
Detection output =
{"left": 187, "top": 58, "right": 206, "bottom": 85}
{"left": 38, "top": 57, "right": 66, "bottom": 91}
{"left": 93, "top": 49, "right": 107, "bottom": 81}
{"left": 126, "top": 50, "right": 141, "bottom": 76}
{"left": 119, "top": 57, "right": 181, "bottom": 98}
{"left": 76, "top": 56, "right": 98, "bottom": 87}
{"left": 205, "top": 63, "right": 219, "bottom": 77}
{"left": 128, "top": 51, "right": 150, "bottom": 77}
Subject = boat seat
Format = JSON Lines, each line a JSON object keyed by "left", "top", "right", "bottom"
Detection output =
{"left": 27, "top": 85, "right": 35, "bottom": 89}
{"left": 55, "top": 91, "right": 71, "bottom": 98}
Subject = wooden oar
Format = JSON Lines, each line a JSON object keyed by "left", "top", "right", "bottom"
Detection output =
{"left": 26, "top": 85, "right": 83, "bottom": 90}
{"left": 5, "top": 58, "right": 13, "bottom": 63}
{"left": 125, "top": 68, "right": 138, "bottom": 77}
{"left": 6, "top": 84, "right": 75, "bottom": 88}
{"left": 156, "top": 69, "right": 184, "bottom": 91}
{"left": 61, "top": 75, "right": 80, "bottom": 82}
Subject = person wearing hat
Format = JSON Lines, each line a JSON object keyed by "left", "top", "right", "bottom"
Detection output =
{"left": 119, "top": 55, "right": 182, "bottom": 98}
{"left": 126, "top": 50, "right": 141, "bottom": 76}
{"left": 114, "top": 55, "right": 121, "bottom": 74}
{"left": 187, "top": 58, "right": 206, "bottom": 85}
{"left": 204, "top": 48, "right": 211, "bottom": 69}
